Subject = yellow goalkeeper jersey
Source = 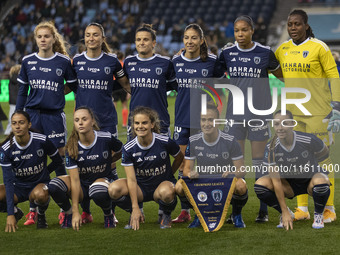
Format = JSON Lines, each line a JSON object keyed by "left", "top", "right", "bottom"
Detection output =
{"left": 275, "top": 38, "right": 340, "bottom": 116}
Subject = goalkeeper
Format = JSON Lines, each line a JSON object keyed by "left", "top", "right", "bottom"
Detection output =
{"left": 275, "top": 9, "right": 340, "bottom": 223}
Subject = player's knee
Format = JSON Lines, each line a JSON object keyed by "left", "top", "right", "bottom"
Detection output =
{"left": 254, "top": 176, "right": 270, "bottom": 187}
{"left": 89, "top": 182, "right": 109, "bottom": 201}
{"left": 32, "top": 186, "right": 49, "bottom": 204}
{"left": 234, "top": 179, "right": 247, "bottom": 195}
{"left": 175, "top": 182, "right": 184, "bottom": 196}
{"left": 108, "top": 182, "right": 124, "bottom": 199}
{"left": 158, "top": 186, "right": 175, "bottom": 203}
{"left": 312, "top": 173, "right": 330, "bottom": 186}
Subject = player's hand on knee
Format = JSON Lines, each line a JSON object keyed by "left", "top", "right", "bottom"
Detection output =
{"left": 188, "top": 171, "right": 199, "bottom": 179}
{"left": 72, "top": 212, "right": 82, "bottom": 231}
{"left": 5, "top": 215, "right": 17, "bottom": 233}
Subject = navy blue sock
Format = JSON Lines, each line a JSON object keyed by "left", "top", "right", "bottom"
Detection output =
{"left": 313, "top": 184, "right": 330, "bottom": 214}
{"left": 36, "top": 198, "right": 50, "bottom": 215}
{"left": 0, "top": 201, "right": 7, "bottom": 213}
{"left": 254, "top": 184, "right": 281, "bottom": 213}
{"left": 232, "top": 190, "right": 248, "bottom": 215}
{"left": 29, "top": 201, "right": 37, "bottom": 211}
{"left": 254, "top": 158, "right": 268, "bottom": 213}
{"left": 89, "top": 184, "right": 112, "bottom": 215}
{"left": 158, "top": 197, "right": 177, "bottom": 215}
{"left": 80, "top": 198, "right": 91, "bottom": 214}
{"left": 49, "top": 178, "right": 71, "bottom": 212}
{"left": 179, "top": 195, "right": 192, "bottom": 209}
{"left": 113, "top": 195, "right": 132, "bottom": 213}
{"left": 178, "top": 172, "right": 191, "bottom": 210}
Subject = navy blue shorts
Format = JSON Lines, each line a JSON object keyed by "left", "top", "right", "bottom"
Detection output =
{"left": 286, "top": 178, "right": 310, "bottom": 197}
{"left": 80, "top": 176, "right": 116, "bottom": 199}
{"left": 138, "top": 177, "right": 176, "bottom": 202}
{"left": 173, "top": 126, "right": 200, "bottom": 146}
{"left": 99, "top": 125, "right": 118, "bottom": 138}
{"left": 224, "top": 120, "right": 270, "bottom": 141}
{"left": 14, "top": 182, "right": 49, "bottom": 203}
{"left": 26, "top": 108, "right": 66, "bottom": 148}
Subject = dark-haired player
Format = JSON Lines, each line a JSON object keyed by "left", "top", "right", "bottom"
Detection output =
{"left": 124, "top": 24, "right": 177, "bottom": 140}
{"left": 219, "top": 15, "right": 283, "bottom": 222}
{"left": 172, "top": 23, "right": 225, "bottom": 224}
{"left": 0, "top": 111, "right": 64, "bottom": 231}
{"left": 72, "top": 23, "right": 130, "bottom": 224}
{"left": 275, "top": 9, "right": 340, "bottom": 222}
{"left": 176, "top": 103, "right": 248, "bottom": 228}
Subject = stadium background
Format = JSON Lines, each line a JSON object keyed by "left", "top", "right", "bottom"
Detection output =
{"left": 0, "top": 0, "right": 340, "bottom": 254}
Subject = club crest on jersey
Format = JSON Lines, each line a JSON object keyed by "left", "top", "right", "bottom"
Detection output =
{"left": 254, "top": 57, "right": 261, "bottom": 64}
{"left": 104, "top": 67, "right": 111, "bottom": 74}
{"left": 56, "top": 68, "right": 63, "bottom": 76}
{"left": 0, "top": 152, "right": 4, "bottom": 161}
{"left": 211, "top": 190, "right": 223, "bottom": 203}
{"left": 37, "top": 149, "right": 44, "bottom": 157}
{"left": 156, "top": 67, "right": 162, "bottom": 75}
{"left": 202, "top": 69, "right": 208, "bottom": 77}
{"left": 160, "top": 151, "right": 167, "bottom": 159}
{"left": 197, "top": 191, "right": 208, "bottom": 202}
{"left": 301, "top": 150, "right": 309, "bottom": 158}
{"left": 303, "top": 51, "right": 309, "bottom": 58}
{"left": 103, "top": 151, "right": 109, "bottom": 159}
{"left": 222, "top": 152, "right": 229, "bottom": 159}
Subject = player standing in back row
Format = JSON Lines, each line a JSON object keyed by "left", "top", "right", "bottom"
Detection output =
{"left": 123, "top": 24, "right": 177, "bottom": 141}
{"left": 275, "top": 9, "right": 340, "bottom": 222}
{"left": 219, "top": 15, "right": 283, "bottom": 223}
{"left": 171, "top": 23, "right": 225, "bottom": 224}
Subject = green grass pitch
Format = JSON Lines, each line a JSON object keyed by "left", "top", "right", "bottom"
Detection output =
{"left": 0, "top": 98, "right": 340, "bottom": 255}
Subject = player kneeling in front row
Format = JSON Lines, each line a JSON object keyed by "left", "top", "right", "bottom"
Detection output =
{"left": 108, "top": 107, "right": 184, "bottom": 230}
{"left": 176, "top": 103, "right": 248, "bottom": 228}
{"left": 0, "top": 111, "right": 65, "bottom": 231}
{"left": 254, "top": 110, "right": 330, "bottom": 230}
{"left": 49, "top": 107, "right": 123, "bottom": 230}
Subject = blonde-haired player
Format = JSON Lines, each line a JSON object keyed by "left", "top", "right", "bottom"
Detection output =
{"left": 275, "top": 9, "right": 340, "bottom": 222}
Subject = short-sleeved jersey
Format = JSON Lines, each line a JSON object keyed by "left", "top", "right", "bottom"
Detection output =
{"left": 275, "top": 38, "right": 340, "bottom": 115}
{"left": 263, "top": 131, "right": 326, "bottom": 180}
{"left": 65, "top": 131, "right": 123, "bottom": 186}
{"left": 124, "top": 54, "right": 176, "bottom": 129}
{"left": 0, "top": 132, "right": 60, "bottom": 215}
{"left": 185, "top": 130, "right": 243, "bottom": 177}
{"left": 16, "top": 52, "right": 77, "bottom": 110}
{"left": 172, "top": 52, "right": 225, "bottom": 128}
{"left": 73, "top": 52, "right": 125, "bottom": 128}
{"left": 121, "top": 133, "right": 180, "bottom": 187}
{"left": 219, "top": 42, "right": 280, "bottom": 120}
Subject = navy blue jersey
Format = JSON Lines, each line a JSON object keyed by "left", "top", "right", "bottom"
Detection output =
{"left": 124, "top": 54, "right": 176, "bottom": 130}
{"left": 73, "top": 52, "right": 125, "bottom": 128}
{"left": 219, "top": 42, "right": 280, "bottom": 120}
{"left": 65, "top": 131, "right": 123, "bottom": 185}
{"left": 263, "top": 131, "right": 326, "bottom": 180}
{"left": 0, "top": 132, "right": 62, "bottom": 215}
{"left": 16, "top": 52, "right": 77, "bottom": 110}
{"left": 185, "top": 130, "right": 243, "bottom": 177}
{"left": 121, "top": 133, "right": 180, "bottom": 187}
{"left": 172, "top": 52, "right": 225, "bottom": 129}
